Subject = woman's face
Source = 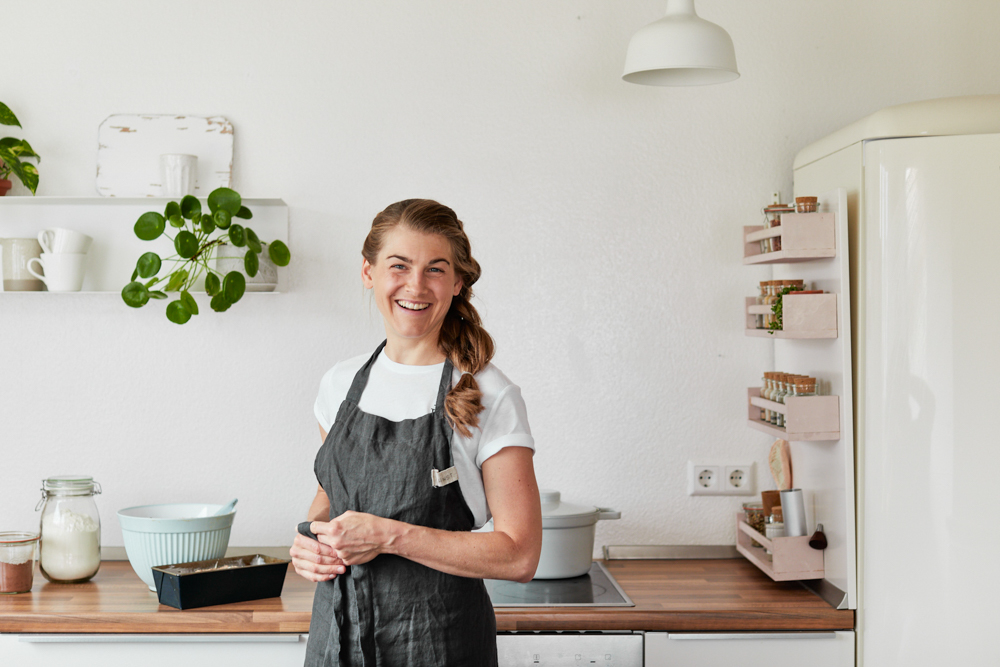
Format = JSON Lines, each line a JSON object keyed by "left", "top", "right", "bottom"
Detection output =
{"left": 362, "top": 226, "right": 463, "bottom": 351}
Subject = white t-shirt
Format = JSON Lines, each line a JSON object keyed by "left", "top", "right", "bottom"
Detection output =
{"left": 314, "top": 350, "right": 534, "bottom": 529}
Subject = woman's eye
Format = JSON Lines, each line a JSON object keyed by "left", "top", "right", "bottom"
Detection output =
{"left": 391, "top": 264, "right": 406, "bottom": 270}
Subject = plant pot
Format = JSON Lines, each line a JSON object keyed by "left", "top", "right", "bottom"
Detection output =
{"left": 215, "top": 242, "right": 278, "bottom": 292}
{"left": 0, "top": 179, "right": 12, "bottom": 196}
{"left": 534, "top": 489, "right": 620, "bottom": 579}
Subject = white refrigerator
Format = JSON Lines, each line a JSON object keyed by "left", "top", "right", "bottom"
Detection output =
{"left": 793, "top": 95, "right": 1000, "bottom": 666}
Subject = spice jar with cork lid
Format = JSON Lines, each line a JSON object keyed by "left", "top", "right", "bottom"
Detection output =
{"left": 36, "top": 476, "right": 102, "bottom": 583}
{"left": 795, "top": 196, "right": 818, "bottom": 213}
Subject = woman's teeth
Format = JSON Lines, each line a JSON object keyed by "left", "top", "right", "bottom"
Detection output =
{"left": 396, "top": 300, "right": 430, "bottom": 311}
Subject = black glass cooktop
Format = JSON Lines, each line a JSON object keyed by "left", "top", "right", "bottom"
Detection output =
{"left": 485, "top": 562, "right": 634, "bottom": 607}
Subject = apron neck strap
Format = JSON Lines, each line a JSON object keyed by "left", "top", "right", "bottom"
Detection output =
{"left": 435, "top": 356, "right": 455, "bottom": 415}
{"left": 346, "top": 340, "right": 387, "bottom": 404}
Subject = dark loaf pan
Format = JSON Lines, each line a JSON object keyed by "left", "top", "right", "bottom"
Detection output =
{"left": 152, "top": 554, "right": 290, "bottom": 610}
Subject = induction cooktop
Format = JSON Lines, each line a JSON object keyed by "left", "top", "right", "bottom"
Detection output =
{"left": 485, "top": 562, "right": 634, "bottom": 607}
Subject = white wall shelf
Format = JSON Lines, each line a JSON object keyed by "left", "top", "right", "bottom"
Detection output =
{"left": 735, "top": 513, "right": 824, "bottom": 582}
{"left": 744, "top": 293, "right": 838, "bottom": 339}
{"left": 0, "top": 197, "right": 288, "bottom": 293}
{"left": 743, "top": 212, "right": 836, "bottom": 264}
{"left": 746, "top": 388, "right": 840, "bottom": 441}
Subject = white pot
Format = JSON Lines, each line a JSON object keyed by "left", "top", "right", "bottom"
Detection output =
{"left": 215, "top": 242, "right": 278, "bottom": 292}
{"left": 533, "top": 489, "right": 620, "bottom": 579}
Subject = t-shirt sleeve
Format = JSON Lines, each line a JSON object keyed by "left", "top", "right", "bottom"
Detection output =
{"left": 314, "top": 366, "right": 339, "bottom": 433}
{"left": 475, "top": 383, "right": 535, "bottom": 467}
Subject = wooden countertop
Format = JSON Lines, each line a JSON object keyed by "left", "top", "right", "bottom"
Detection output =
{"left": 0, "top": 560, "right": 853, "bottom": 634}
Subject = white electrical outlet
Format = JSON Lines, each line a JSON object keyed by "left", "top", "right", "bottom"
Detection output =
{"left": 688, "top": 461, "right": 755, "bottom": 496}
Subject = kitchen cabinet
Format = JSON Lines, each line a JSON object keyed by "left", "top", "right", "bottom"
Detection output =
{"left": 740, "top": 189, "right": 857, "bottom": 610}
{"left": 645, "top": 631, "right": 855, "bottom": 667}
{"left": 0, "top": 633, "right": 307, "bottom": 666}
{"left": 0, "top": 197, "right": 288, "bottom": 293}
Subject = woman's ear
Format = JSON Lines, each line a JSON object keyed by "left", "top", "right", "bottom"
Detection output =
{"left": 453, "top": 277, "right": 463, "bottom": 297}
{"left": 362, "top": 259, "right": 374, "bottom": 289}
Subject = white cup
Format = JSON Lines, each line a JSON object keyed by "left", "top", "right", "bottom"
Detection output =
{"left": 26, "top": 252, "right": 88, "bottom": 292}
{"left": 38, "top": 228, "right": 93, "bottom": 255}
{"left": 160, "top": 154, "right": 198, "bottom": 197}
{"left": 1, "top": 238, "right": 44, "bottom": 291}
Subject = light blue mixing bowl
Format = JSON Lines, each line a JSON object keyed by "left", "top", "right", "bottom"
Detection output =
{"left": 117, "top": 503, "right": 235, "bottom": 591}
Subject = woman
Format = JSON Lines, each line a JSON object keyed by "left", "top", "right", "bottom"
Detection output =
{"left": 291, "top": 199, "right": 542, "bottom": 666}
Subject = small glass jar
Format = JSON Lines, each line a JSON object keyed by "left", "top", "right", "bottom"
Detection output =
{"left": 742, "top": 502, "right": 766, "bottom": 548}
{"left": 764, "top": 516, "right": 785, "bottom": 555}
{"left": 755, "top": 282, "right": 767, "bottom": 329}
{"left": 795, "top": 196, "right": 818, "bottom": 213}
{"left": 36, "top": 476, "right": 102, "bottom": 583}
{"left": 0, "top": 532, "right": 39, "bottom": 594}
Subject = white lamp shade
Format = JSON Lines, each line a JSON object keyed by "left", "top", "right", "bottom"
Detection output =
{"left": 622, "top": 0, "right": 739, "bottom": 86}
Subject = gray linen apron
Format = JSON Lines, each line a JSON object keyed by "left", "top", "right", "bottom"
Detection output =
{"left": 304, "top": 342, "right": 498, "bottom": 667}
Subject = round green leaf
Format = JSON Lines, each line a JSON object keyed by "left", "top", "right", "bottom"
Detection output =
{"left": 165, "top": 269, "right": 188, "bottom": 292}
{"left": 121, "top": 281, "right": 150, "bottom": 308}
{"left": 245, "top": 228, "right": 262, "bottom": 253}
{"left": 223, "top": 271, "right": 246, "bottom": 303}
{"left": 180, "top": 290, "right": 199, "bottom": 316}
{"left": 134, "top": 212, "right": 165, "bottom": 241}
{"left": 165, "top": 201, "right": 181, "bottom": 219}
{"left": 168, "top": 213, "right": 185, "bottom": 228}
{"left": 208, "top": 187, "right": 241, "bottom": 216}
{"left": 268, "top": 240, "right": 291, "bottom": 266}
{"left": 200, "top": 213, "right": 216, "bottom": 234}
{"left": 228, "top": 223, "right": 245, "bottom": 247}
{"left": 214, "top": 208, "right": 232, "bottom": 230}
{"left": 166, "top": 300, "right": 192, "bottom": 324}
{"left": 174, "top": 230, "right": 199, "bottom": 258}
{"left": 210, "top": 293, "right": 232, "bottom": 312}
{"left": 244, "top": 249, "right": 259, "bottom": 277}
{"left": 235, "top": 205, "right": 253, "bottom": 220}
{"left": 180, "top": 195, "right": 202, "bottom": 220}
{"left": 136, "top": 252, "right": 161, "bottom": 279}
{"left": 204, "top": 272, "right": 221, "bottom": 297}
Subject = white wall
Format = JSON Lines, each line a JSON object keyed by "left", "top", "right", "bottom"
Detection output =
{"left": 2, "top": 0, "right": 998, "bottom": 550}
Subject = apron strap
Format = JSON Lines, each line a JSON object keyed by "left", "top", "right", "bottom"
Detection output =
{"left": 346, "top": 341, "right": 387, "bottom": 404}
{"left": 434, "top": 357, "right": 455, "bottom": 415}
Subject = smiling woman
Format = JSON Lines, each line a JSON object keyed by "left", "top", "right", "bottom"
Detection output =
{"left": 290, "top": 199, "right": 542, "bottom": 666}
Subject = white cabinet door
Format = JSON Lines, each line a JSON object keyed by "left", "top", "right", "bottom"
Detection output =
{"left": 645, "top": 631, "right": 854, "bottom": 667}
{"left": 0, "top": 633, "right": 308, "bottom": 667}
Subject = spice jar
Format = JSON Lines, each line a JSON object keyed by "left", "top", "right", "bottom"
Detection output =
{"left": 762, "top": 204, "right": 793, "bottom": 252}
{"left": 764, "top": 515, "right": 785, "bottom": 555}
{"left": 795, "top": 196, "right": 818, "bottom": 213}
{"left": 36, "top": 476, "right": 102, "bottom": 583}
{"left": 742, "top": 502, "right": 766, "bottom": 548}
{"left": 0, "top": 532, "right": 39, "bottom": 594}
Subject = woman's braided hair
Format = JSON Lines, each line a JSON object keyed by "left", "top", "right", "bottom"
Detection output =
{"left": 363, "top": 199, "right": 495, "bottom": 437}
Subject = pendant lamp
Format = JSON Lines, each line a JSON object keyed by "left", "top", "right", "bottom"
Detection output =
{"left": 622, "top": 0, "right": 739, "bottom": 86}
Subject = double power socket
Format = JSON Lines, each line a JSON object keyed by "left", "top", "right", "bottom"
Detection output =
{"left": 687, "top": 461, "right": 756, "bottom": 496}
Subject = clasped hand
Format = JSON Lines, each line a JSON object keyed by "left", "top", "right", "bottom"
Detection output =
{"left": 290, "top": 511, "right": 390, "bottom": 582}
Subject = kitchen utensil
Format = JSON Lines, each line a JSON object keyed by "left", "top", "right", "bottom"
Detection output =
{"left": 535, "top": 489, "right": 620, "bottom": 579}
{"left": 152, "top": 554, "right": 289, "bottom": 610}
{"left": 36, "top": 476, "right": 102, "bottom": 583}
{"left": 26, "top": 252, "right": 88, "bottom": 292}
{"left": 37, "top": 228, "right": 93, "bottom": 255}
{"left": 159, "top": 153, "right": 198, "bottom": 197}
{"left": 0, "top": 238, "right": 43, "bottom": 291}
{"left": 809, "top": 524, "right": 828, "bottom": 550}
{"left": 779, "top": 488, "right": 808, "bottom": 537}
{"left": 768, "top": 439, "right": 792, "bottom": 490}
{"left": 761, "top": 490, "right": 781, "bottom": 517}
{"left": 117, "top": 503, "right": 235, "bottom": 591}
{"left": 0, "top": 532, "right": 39, "bottom": 594}
{"left": 214, "top": 498, "right": 238, "bottom": 516}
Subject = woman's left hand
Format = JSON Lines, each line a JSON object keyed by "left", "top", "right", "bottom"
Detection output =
{"left": 311, "top": 511, "right": 396, "bottom": 566}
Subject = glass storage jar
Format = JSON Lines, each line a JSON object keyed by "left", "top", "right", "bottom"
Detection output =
{"left": 36, "top": 476, "right": 102, "bottom": 583}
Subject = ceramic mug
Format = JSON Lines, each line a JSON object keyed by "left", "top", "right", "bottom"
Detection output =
{"left": 26, "top": 252, "right": 88, "bottom": 292}
{"left": 0, "top": 238, "right": 44, "bottom": 292}
{"left": 38, "top": 228, "right": 93, "bottom": 255}
{"left": 160, "top": 154, "right": 198, "bottom": 197}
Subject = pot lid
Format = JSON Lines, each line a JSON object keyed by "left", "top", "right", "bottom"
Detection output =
{"left": 539, "top": 489, "right": 621, "bottom": 529}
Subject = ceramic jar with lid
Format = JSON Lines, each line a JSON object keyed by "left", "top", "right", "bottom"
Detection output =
{"left": 535, "top": 489, "right": 620, "bottom": 579}
{"left": 36, "top": 475, "right": 103, "bottom": 583}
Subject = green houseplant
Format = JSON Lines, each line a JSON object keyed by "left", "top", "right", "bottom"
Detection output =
{"left": 0, "top": 101, "right": 40, "bottom": 195}
{"left": 121, "top": 187, "right": 291, "bottom": 324}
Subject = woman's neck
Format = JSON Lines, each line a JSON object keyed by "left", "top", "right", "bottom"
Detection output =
{"left": 382, "top": 335, "right": 446, "bottom": 366}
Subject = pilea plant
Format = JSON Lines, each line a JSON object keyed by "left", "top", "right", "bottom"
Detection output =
{"left": 768, "top": 284, "right": 805, "bottom": 333}
{"left": 121, "top": 187, "right": 290, "bottom": 324}
{"left": 0, "top": 101, "right": 40, "bottom": 195}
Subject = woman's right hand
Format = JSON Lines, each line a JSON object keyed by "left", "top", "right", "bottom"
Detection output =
{"left": 290, "top": 528, "right": 347, "bottom": 582}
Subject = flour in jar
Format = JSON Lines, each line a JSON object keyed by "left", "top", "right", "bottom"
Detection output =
{"left": 40, "top": 509, "right": 101, "bottom": 581}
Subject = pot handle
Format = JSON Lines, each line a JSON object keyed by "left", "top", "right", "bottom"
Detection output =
{"left": 596, "top": 508, "right": 621, "bottom": 521}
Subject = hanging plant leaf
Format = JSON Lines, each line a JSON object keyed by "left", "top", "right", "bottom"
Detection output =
{"left": 164, "top": 269, "right": 188, "bottom": 292}
{"left": 228, "top": 223, "right": 246, "bottom": 247}
{"left": 121, "top": 281, "right": 150, "bottom": 308}
{"left": 210, "top": 293, "right": 232, "bottom": 312}
{"left": 180, "top": 195, "right": 201, "bottom": 220}
{"left": 268, "top": 240, "right": 291, "bottom": 266}
{"left": 166, "top": 300, "right": 192, "bottom": 324}
{"left": 208, "top": 187, "right": 241, "bottom": 216}
{"left": 235, "top": 205, "right": 253, "bottom": 220}
{"left": 168, "top": 213, "right": 185, "bottom": 228}
{"left": 244, "top": 249, "right": 259, "bottom": 277}
{"left": 174, "top": 230, "right": 199, "bottom": 258}
{"left": 200, "top": 213, "right": 216, "bottom": 234}
{"left": 245, "top": 228, "right": 262, "bottom": 254}
{"left": 136, "top": 252, "right": 161, "bottom": 279}
{"left": 165, "top": 201, "right": 181, "bottom": 220}
{"left": 213, "top": 208, "right": 232, "bottom": 230}
{"left": 204, "top": 272, "right": 221, "bottom": 297}
{"left": 131, "top": 268, "right": 138, "bottom": 282}
{"left": 135, "top": 212, "right": 166, "bottom": 240}
{"left": 223, "top": 271, "right": 246, "bottom": 303}
{"left": 149, "top": 290, "right": 168, "bottom": 300}
{"left": 180, "top": 290, "right": 199, "bottom": 316}
{"left": 0, "top": 102, "right": 21, "bottom": 127}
